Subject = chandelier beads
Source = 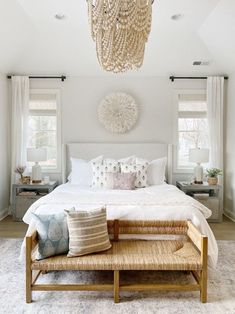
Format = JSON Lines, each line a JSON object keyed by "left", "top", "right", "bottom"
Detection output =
{"left": 87, "top": 0, "right": 153, "bottom": 73}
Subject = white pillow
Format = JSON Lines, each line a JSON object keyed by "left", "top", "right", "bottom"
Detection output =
{"left": 70, "top": 156, "right": 103, "bottom": 186}
{"left": 144, "top": 157, "right": 167, "bottom": 185}
{"left": 147, "top": 157, "right": 167, "bottom": 185}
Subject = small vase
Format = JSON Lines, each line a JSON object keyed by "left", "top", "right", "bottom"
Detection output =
{"left": 19, "top": 176, "right": 24, "bottom": 184}
{"left": 207, "top": 177, "right": 218, "bottom": 185}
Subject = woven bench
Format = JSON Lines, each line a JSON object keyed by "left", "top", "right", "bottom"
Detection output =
{"left": 26, "top": 220, "right": 208, "bottom": 303}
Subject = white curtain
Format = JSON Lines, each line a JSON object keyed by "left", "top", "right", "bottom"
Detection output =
{"left": 11, "top": 76, "right": 29, "bottom": 187}
{"left": 207, "top": 76, "right": 224, "bottom": 171}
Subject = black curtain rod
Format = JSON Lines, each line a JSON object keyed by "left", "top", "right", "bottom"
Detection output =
{"left": 170, "top": 75, "right": 228, "bottom": 82}
{"left": 7, "top": 75, "right": 66, "bottom": 82}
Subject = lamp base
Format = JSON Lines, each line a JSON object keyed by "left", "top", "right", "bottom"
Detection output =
{"left": 194, "top": 163, "right": 204, "bottom": 184}
{"left": 32, "top": 162, "right": 42, "bottom": 183}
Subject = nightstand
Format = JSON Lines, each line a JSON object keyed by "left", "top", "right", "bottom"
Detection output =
{"left": 176, "top": 181, "right": 223, "bottom": 223}
{"left": 12, "top": 181, "right": 58, "bottom": 221}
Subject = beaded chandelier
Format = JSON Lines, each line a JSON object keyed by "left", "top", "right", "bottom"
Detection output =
{"left": 87, "top": 0, "right": 153, "bottom": 73}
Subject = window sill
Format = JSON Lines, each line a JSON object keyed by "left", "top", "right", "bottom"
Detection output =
{"left": 173, "top": 168, "right": 194, "bottom": 174}
{"left": 27, "top": 167, "right": 61, "bottom": 174}
{"left": 42, "top": 170, "right": 61, "bottom": 174}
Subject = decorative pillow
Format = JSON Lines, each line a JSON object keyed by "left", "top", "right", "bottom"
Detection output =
{"left": 121, "top": 162, "right": 148, "bottom": 188}
{"left": 92, "top": 161, "right": 119, "bottom": 188}
{"left": 118, "top": 156, "right": 136, "bottom": 164}
{"left": 103, "top": 158, "right": 120, "bottom": 167}
{"left": 106, "top": 172, "right": 136, "bottom": 190}
{"left": 70, "top": 156, "right": 103, "bottom": 186}
{"left": 101, "top": 156, "right": 135, "bottom": 165}
{"left": 65, "top": 207, "right": 111, "bottom": 257}
{"left": 32, "top": 213, "right": 69, "bottom": 260}
{"left": 136, "top": 157, "right": 167, "bottom": 185}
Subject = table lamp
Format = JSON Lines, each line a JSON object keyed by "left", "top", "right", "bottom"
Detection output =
{"left": 189, "top": 148, "right": 209, "bottom": 184}
{"left": 27, "top": 148, "right": 47, "bottom": 183}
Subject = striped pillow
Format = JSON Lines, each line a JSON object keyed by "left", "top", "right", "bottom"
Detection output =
{"left": 65, "top": 207, "right": 111, "bottom": 257}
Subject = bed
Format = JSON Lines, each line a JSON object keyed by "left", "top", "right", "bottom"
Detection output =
{"left": 21, "top": 142, "right": 218, "bottom": 268}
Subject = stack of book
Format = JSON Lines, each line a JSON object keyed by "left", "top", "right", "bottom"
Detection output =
{"left": 18, "top": 191, "right": 37, "bottom": 196}
{"left": 194, "top": 193, "right": 209, "bottom": 200}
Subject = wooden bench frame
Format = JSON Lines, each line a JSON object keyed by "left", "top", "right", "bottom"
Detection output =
{"left": 26, "top": 220, "right": 208, "bottom": 303}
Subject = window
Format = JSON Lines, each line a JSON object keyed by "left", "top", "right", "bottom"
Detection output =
{"left": 27, "top": 90, "right": 61, "bottom": 172}
{"left": 174, "top": 91, "right": 210, "bottom": 170}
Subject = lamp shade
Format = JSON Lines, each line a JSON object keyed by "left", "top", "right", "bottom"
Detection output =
{"left": 189, "top": 148, "right": 209, "bottom": 163}
{"left": 27, "top": 148, "right": 47, "bottom": 162}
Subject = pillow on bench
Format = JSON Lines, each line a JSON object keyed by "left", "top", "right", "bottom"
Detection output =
{"left": 65, "top": 207, "right": 111, "bottom": 257}
{"left": 32, "top": 212, "right": 69, "bottom": 260}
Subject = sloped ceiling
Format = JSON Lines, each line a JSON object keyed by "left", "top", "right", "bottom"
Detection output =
{"left": 0, "top": 0, "right": 233, "bottom": 76}
{"left": 199, "top": 0, "right": 235, "bottom": 74}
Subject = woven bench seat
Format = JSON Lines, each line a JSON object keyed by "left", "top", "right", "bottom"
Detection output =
{"left": 26, "top": 220, "right": 208, "bottom": 304}
{"left": 32, "top": 240, "right": 201, "bottom": 271}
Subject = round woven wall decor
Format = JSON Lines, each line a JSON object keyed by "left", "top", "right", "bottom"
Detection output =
{"left": 98, "top": 92, "right": 138, "bottom": 133}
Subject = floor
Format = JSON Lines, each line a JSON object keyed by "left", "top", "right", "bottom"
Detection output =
{"left": 1, "top": 238, "right": 235, "bottom": 314}
{"left": 0, "top": 215, "right": 234, "bottom": 240}
{"left": 0, "top": 215, "right": 28, "bottom": 238}
{"left": 209, "top": 215, "right": 235, "bottom": 240}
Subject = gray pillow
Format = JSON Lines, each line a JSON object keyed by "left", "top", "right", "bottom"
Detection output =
{"left": 106, "top": 172, "right": 136, "bottom": 190}
{"left": 32, "top": 212, "right": 69, "bottom": 260}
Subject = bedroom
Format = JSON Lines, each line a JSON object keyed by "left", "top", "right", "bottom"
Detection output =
{"left": 0, "top": 0, "right": 235, "bottom": 313}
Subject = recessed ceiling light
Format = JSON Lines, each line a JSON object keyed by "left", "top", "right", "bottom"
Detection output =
{"left": 171, "top": 14, "right": 184, "bottom": 21}
{"left": 54, "top": 14, "right": 66, "bottom": 20}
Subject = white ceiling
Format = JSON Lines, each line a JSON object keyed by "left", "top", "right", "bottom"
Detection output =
{"left": 0, "top": 0, "right": 234, "bottom": 76}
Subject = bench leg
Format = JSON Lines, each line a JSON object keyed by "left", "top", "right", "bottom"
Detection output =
{"left": 26, "top": 265, "right": 32, "bottom": 303}
{"left": 200, "top": 236, "right": 208, "bottom": 303}
{"left": 200, "top": 269, "right": 207, "bottom": 303}
{"left": 114, "top": 270, "right": 120, "bottom": 303}
{"left": 26, "top": 236, "right": 32, "bottom": 303}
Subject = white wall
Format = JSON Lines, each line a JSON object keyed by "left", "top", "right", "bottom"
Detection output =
{"left": 29, "top": 76, "right": 207, "bottom": 183}
{"left": 225, "top": 72, "right": 235, "bottom": 221}
{"left": 0, "top": 73, "right": 10, "bottom": 219}
{"left": 2, "top": 75, "right": 233, "bottom": 217}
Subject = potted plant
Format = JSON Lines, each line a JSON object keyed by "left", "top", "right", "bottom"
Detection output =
{"left": 15, "top": 166, "right": 26, "bottom": 183}
{"left": 206, "top": 168, "right": 222, "bottom": 185}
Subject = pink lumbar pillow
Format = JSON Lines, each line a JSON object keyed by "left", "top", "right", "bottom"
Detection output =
{"left": 106, "top": 172, "right": 136, "bottom": 190}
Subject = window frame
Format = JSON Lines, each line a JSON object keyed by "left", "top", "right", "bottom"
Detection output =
{"left": 173, "top": 89, "right": 207, "bottom": 173}
{"left": 28, "top": 89, "right": 62, "bottom": 173}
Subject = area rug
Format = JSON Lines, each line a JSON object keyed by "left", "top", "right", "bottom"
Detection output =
{"left": 0, "top": 239, "right": 234, "bottom": 314}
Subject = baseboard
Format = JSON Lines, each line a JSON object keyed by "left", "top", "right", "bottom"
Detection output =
{"left": 0, "top": 207, "right": 9, "bottom": 221}
{"left": 223, "top": 209, "right": 235, "bottom": 222}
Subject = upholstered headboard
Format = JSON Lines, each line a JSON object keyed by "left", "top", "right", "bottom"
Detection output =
{"left": 62, "top": 142, "right": 172, "bottom": 184}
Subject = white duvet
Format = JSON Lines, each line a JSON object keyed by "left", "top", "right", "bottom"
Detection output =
{"left": 22, "top": 183, "right": 218, "bottom": 268}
